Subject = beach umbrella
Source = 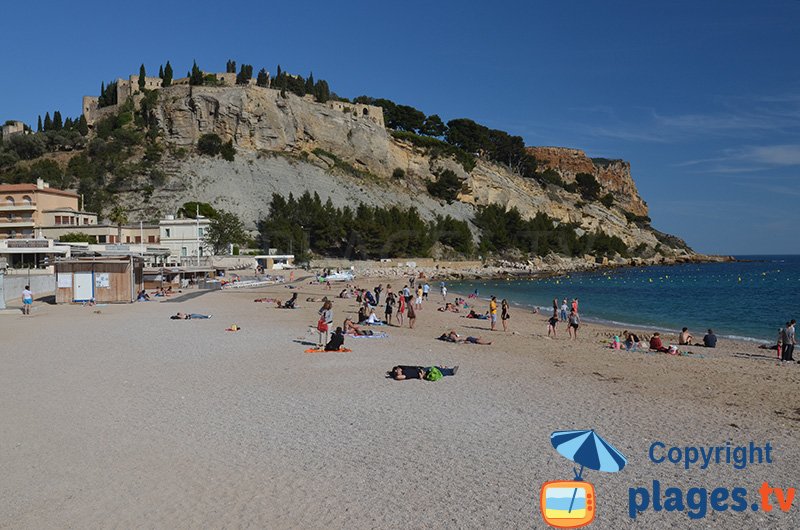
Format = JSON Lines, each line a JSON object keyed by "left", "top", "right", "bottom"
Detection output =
{"left": 550, "top": 429, "right": 627, "bottom": 513}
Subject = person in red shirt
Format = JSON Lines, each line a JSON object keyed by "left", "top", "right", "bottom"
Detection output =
{"left": 649, "top": 332, "right": 669, "bottom": 352}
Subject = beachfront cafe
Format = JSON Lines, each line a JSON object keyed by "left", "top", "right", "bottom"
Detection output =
{"left": 55, "top": 256, "right": 143, "bottom": 304}
{"left": 142, "top": 265, "right": 218, "bottom": 291}
{"left": 0, "top": 238, "right": 70, "bottom": 270}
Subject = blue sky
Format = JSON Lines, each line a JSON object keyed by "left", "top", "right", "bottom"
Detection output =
{"left": 1, "top": 0, "right": 798, "bottom": 254}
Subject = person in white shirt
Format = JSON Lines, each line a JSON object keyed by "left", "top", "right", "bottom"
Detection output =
{"left": 21, "top": 285, "right": 33, "bottom": 315}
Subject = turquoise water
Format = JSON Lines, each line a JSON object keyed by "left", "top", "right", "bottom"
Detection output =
{"left": 450, "top": 255, "right": 800, "bottom": 343}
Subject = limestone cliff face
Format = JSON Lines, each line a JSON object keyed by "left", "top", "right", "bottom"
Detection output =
{"left": 527, "top": 146, "right": 649, "bottom": 217}
{"left": 135, "top": 84, "right": 691, "bottom": 257}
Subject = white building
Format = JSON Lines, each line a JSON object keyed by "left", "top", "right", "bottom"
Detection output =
{"left": 159, "top": 215, "right": 211, "bottom": 265}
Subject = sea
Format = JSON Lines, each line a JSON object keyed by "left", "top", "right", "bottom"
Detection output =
{"left": 449, "top": 255, "right": 800, "bottom": 343}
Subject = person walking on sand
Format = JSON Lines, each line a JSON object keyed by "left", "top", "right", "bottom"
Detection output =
{"left": 21, "top": 285, "right": 33, "bottom": 315}
{"left": 781, "top": 320, "right": 796, "bottom": 362}
{"left": 501, "top": 299, "right": 510, "bottom": 332}
{"left": 422, "top": 282, "right": 430, "bottom": 300}
{"left": 568, "top": 308, "right": 580, "bottom": 340}
{"left": 548, "top": 310, "right": 558, "bottom": 338}
{"left": 415, "top": 285, "right": 423, "bottom": 310}
{"left": 560, "top": 299, "right": 568, "bottom": 322}
{"left": 489, "top": 296, "right": 498, "bottom": 331}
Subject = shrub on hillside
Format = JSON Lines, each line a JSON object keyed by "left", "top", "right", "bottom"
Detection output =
{"left": 198, "top": 133, "right": 223, "bottom": 156}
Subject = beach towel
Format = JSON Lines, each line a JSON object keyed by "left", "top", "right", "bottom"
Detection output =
{"left": 304, "top": 347, "right": 353, "bottom": 354}
{"left": 348, "top": 332, "right": 389, "bottom": 338}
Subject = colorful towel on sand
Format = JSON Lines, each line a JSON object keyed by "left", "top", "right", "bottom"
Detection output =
{"left": 304, "top": 348, "right": 353, "bottom": 354}
{"left": 347, "top": 332, "right": 388, "bottom": 338}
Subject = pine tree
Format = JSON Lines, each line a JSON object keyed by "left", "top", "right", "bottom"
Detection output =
{"left": 43, "top": 112, "right": 52, "bottom": 131}
{"left": 226, "top": 59, "right": 236, "bottom": 73}
{"left": 77, "top": 115, "right": 89, "bottom": 136}
{"left": 53, "top": 111, "right": 63, "bottom": 131}
{"left": 276, "top": 65, "right": 282, "bottom": 81}
{"left": 138, "top": 64, "right": 146, "bottom": 91}
{"left": 37, "top": 115, "right": 42, "bottom": 132}
{"left": 190, "top": 61, "right": 204, "bottom": 86}
{"left": 98, "top": 81, "right": 106, "bottom": 107}
{"left": 162, "top": 61, "right": 173, "bottom": 87}
{"left": 64, "top": 117, "right": 73, "bottom": 130}
{"left": 305, "top": 72, "right": 314, "bottom": 94}
{"left": 159, "top": 64, "right": 164, "bottom": 78}
{"left": 314, "top": 80, "right": 330, "bottom": 103}
{"left": 256, "top": 68, "right": 269, "bottom": 87}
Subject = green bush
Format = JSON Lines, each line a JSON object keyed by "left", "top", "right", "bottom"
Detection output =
{"left": 220, "top": 140, "right": 235, "bottom": 161}
{"left": 392, "top": 168, "right": 405, "bottom": 180}
{"left": 391, "top": 130, "right": 476, "bottom": 172}
{"left": 600, "top": 193, "right": 614, "bottom": 208}
{"left": 198, "top": 133, "right": 223, "bottom": 156}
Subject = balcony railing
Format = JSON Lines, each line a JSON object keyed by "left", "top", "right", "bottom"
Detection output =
{"left": 0, "top": 202, "right": 36, "bottom": 211}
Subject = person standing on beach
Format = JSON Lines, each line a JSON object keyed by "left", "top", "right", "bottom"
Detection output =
{"left": 501, "top": 299, "right": 510, "bottom": 332}
{"left": 396, "top": 293, "right": 406, "bottom": 326}
{"left": 423, "top": 282, "right": 430, "bottom": 300}
{"left": 568, "top": 309, "right": 580, "bottom": 340}
{"left": 548, "top": 312, "right": 558, "bottom": 338}
{"left": 782, "top": 320, "right": 796, "bottom": 362}
{"left": 441, "top": 283, "right": 447, "bottom": 302}
{"left": 384, "top": 292, "right": 395, "bottom": 324}
{"left": 407, "top": 300, "right": 416, "bottom": 329}
{"left": 489, "top": 296, "right": 498, "bottom": 331}
{"left": 374, "top": 284, "right": 382, "bottom": 306}
{"left": 415, "top": 285, "right": 423, "bottom": 310}
{"left": 318, "top": 300, "right": 334, "bottom": 348}
{"left": 572, "top": 298, "right": 579, "bottom": 315}
{"left": 560, "top": 299, "right": 568, "bottom": 322}
{"left": 21, "top": 285, "right": 33, "bottom": 315}
{"left": 552, "top": 298, "right": 558, "bottom": 315}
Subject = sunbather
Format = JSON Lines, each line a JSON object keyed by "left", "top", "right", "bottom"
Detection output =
{"left": 387, "top": 365, "right": 458, "bottom": 380}
{"left": 171, "top": 312, "right": 212, "bottom": 320}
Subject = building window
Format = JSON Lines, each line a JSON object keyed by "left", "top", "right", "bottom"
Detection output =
{"left": 98, "top": 236, "right": 107, "bottom": 243}
{"left": 22, "top": 195, "right": 32, "bottom": 205}
{"left": 126, "top": 236, "right": 131, "bottom": 243}
{"left": 55, "top": 216, "right": 62, "bottom": 225}
{"left": 5, "top": 196, "right": 14, "bottom": 206}
{"left": 198, "top": 227, "right": 204, "bottom": 237}
{"left": 165, "top": 228, "right": 171, "bottom": 238}
{"left": 148, "top": 236, "right": 156, "bottom": 243}
{"left": 135, "top": 236, "right": 141, "bottom": 243}
{"left": 181, "top": 247, "right": 187, "bottom": 256}
{"left": 83, "top": 218, "right": 89, "bottom": 225}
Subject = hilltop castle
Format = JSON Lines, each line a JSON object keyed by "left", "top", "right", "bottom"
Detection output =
{"left": 82, "top": 70, "right": 384, "bottom": 129}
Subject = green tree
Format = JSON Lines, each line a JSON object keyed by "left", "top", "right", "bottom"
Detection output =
{"left": 76, "top": 114, "right": 89, "bottom": 136}
{"left": 43, "top": 112, "right": 52, "bottom": 131}
{"left": 178, "top": 201, "right": 218, "bottom": 219}
{"left": 575, "top": 173, "right": 601, "bottom": 200}
{"left": 236, "top": 64, "right": 253, "bottom": 84}
{"left": 313, "top": 80, "right": 330, "bottom": 103}
{"left": 600, "top": 193, "right": 614, "bottom": 208}
{"left": 305, "top": 72, "right": 314, "bottom": 94}
{"left": 420, "top": 114, "right": 447, "bottom": 137}
{"left": 158, "top": 64, "right": 164, "bottom": 78}
{"left": 37, "top": 115, "right": 42, "bottom": 132}
{"left": 226, "top": 59, "right": 236, "bottom": 73}
{"left": 426, "top": 170, "right": 462, "bottom": 203}
{"left": 138, "top": 64, "right": 146, "bottom": 91}
{"left": 205, "top": 210, "right": 248, "bottom": 254}
{"left": 162, "top": 61, "right": 173, "bottom": 87}
{"left": 219, "top": 140, "right": 235, "bottom": 161}
{"left": 52, "top": 111, "right": 63, "bottom": 131}
{"left": 256, "top": 68, "right": 269, "bottom": 87}
{"left": 190, "top": 61, "right": 204, "bottom": 85}
{"left": 108, "top": 205, "right": 129, "bottom": 244}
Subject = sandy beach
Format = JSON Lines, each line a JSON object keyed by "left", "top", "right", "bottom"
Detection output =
{"left": 1, "top": 277, "right": 799, "bottom": 528}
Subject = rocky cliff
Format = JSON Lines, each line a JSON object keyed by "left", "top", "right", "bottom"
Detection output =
{"left": 113, "top": 84, "right": 694, "bottom": 260}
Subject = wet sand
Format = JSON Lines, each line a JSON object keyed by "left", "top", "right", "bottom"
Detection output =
{"left": 1, "top": 278, "right": 799, "bottom": 528}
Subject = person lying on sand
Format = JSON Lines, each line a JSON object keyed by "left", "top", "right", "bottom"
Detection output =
{"left": 344, "top": 318, "right": 367, "bottom": 335}
{"left": 254, "top": 297, "right": 277, "bottom": 303}
{"left": 437, "top": 303, "right": 460, "bottom": 313}
{"left": 387, "top": 365, "right": 458, "bottom": 380}
{"left": 437, "top": 330, "right": 492, "bottom": 345}
{"left": 170, "top": 312, "right": 212, "bottom": 320}
{"left": 465, "top": 309, "right": 488, "bottom": 319}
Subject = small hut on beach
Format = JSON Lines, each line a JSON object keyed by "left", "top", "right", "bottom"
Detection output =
{"left": 55, "top": 256, "right": 143, "bottom": 303}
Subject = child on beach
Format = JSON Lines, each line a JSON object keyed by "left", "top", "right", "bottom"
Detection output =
{"left": 384, "top": 293, "right": 395, "bottom": 324}
{"left": 407, "top": 301, "right": 417, "bottom": 329}
{"left": 396, "top": 294, "right": 406, "bottom": 326}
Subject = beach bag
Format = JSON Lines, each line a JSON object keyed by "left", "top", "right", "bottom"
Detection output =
{"left": 317, "top": 318, "right": 328, "bottom": 333}
{"left": 425, "top": 366, "right": 443, "bottom": 381}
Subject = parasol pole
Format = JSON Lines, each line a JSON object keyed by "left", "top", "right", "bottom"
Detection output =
{"left": 568, "top": 465, "right": 585, "bottom": 513}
